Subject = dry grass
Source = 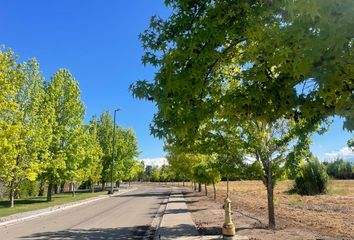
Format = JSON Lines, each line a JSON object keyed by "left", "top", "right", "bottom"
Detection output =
{"left": 181, "top": 180, "right": 354, "bottom": 238}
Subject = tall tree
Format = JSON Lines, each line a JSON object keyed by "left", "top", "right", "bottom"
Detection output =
{"left": 84, "top": 117, "right": 104, "bottom": 192}
{"left": 0, "top": 50, "right": 48, "bottom": 207}
{"left": 166, "top": 145, "right": 199, "bottom": 184}
{"left": 151, "top": 166, "right": 161, "bottom": 182}
{"left": 43, "top": 69, "right": 85, "bottom": 201}
{"left": 97, "top": 111, "right": 114, "bottom": 189}
{"left": 192, "top": 156, "right": 221, "bottom": 200}
{"left": 124, "top": 159, "right": 144, "bottom": 185}
{"left": 114, "top": 128, "right": 139, "bottom": 185}
{"left": 240, "top": 118, "right": 322, "bottom": 227}
{"left": 97, "top": 111, "right": 139, "bottom": 188}
{"left": 131, "top": 0, "right": 353, "bottom": 228}
{"left": 0, "top": 50, "right": 25, "bottom": 207}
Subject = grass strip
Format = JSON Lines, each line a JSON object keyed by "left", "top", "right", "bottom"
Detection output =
{"left": 0, "top": 191, "right": 106, "bottom": 218}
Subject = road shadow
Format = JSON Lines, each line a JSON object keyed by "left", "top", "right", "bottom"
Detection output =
{"left": 20, "top": 226, "right": 149, "bottom": 240}
{"left": 197, "top": 226, "right": 222, "bottom": 235}
{"left": 167, "top": 200, "right": 199, "bottom": 204}
{"left": 164, "top": 208, "right": 207, "bottom": 214}
{"left": 197, "top": 225, "right": 266, "bottom": 236}
{"left": 157, "top": 223, "right": 199, "bottom": 238}
{"left": 115, "top": 192, "right": 169, "bottom": 199}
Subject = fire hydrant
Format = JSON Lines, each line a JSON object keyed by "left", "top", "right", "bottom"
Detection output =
{"left": 222, "top": 197, "right": 236, "bottom": 238}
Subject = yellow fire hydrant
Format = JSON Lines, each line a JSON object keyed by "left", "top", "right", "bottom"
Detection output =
{"left": 222, "top": 197, "right": 236, "bottom": 238}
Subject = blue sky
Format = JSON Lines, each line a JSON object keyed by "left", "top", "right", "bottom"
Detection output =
{"left": 1, "top": 1, "right": 353, "bottom": 163}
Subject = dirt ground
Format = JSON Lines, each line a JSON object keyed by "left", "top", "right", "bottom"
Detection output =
{"left": 182, "top": 180, "right": 354, "bottom": 240}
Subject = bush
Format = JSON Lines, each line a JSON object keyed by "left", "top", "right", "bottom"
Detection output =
{"left": 293, "top": 157, "right": 329, "bottom": 195}
{"left": 18, "top": 180, "right": 40, "bottom": 198}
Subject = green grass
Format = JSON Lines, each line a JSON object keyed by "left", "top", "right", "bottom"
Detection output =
{"left": 0, "top": 191, "right": 106, "bottom": 218}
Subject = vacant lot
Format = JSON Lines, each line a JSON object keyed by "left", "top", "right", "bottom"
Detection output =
{"left": 184, "top": 180, "right": 354, "bottom": 239}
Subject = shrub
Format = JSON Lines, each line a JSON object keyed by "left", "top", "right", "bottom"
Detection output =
{"left": 293, "top": 157, "right": 329, "bottom": 195}
{"left": 18, "top": 180, "right": 40, "bottom": 198}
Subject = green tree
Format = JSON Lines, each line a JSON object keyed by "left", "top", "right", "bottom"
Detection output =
{"left": 192, "top": 156, "right": 221, "bottom": 200}
{"left": 159, "top": 164, "right": 171, "bottom": 183}
{"left": 115, "top": 128, "right": 139, "bottom": 185}
{"left": 325, "top": 158, "right": 354, "bottom": 179}
{"left": 166, "top": 145, "right": 200, "bottom": 188}
{"left": 124, "top": 160, "right": 144, "bottom": 185}
{"left": 151, "top": 166, "right": 161, "bottom": 182}
{"left": 0, "top": 50, "right": 48, "bottom": 207}
{"left": 240, "top": 119, "right": 321, "bottom": 227}
{"left": 144, "top": 165, "right": 153, "bottom": 181}
{"left": 131, "top": 0, "right": 353, "bottom": 228}
{"left": 43, "top": 69, "right": 85, "bottom": 201}
{"left": 86, "top": 120, "right": 104, "bottom": 192}
{"left": 348, "top": 139, "right": 354, "bottom": 150}
{"left": 0, "top": 49, "right": 26, "bottom": 207}
{"left": 97, "top": 111, "right": 114, "bottom": 190}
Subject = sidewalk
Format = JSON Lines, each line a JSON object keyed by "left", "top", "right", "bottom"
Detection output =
{"left": 156, "top": 187, "right": 248, "bottom": 240}
{"left": 156, "top": 188, "right": 199, "bottom": 239}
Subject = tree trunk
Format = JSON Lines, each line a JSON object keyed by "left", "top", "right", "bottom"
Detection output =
{"left": 91, "top": 182, "right": 95, "bottom": 193}
{"left": 266, "top": 162, "right": 276, "bottom": 228}
{"left": 9, "top": 182, "right": 15, "bottom": 208}
{"left": 129, "top": 181, "right": 131, "bottom": 187}
{"left": 38, "top": 181, "right": 45, "bottom": 196}
{"left": 204, "top": 184, "right": 208, "bottom": 196}
{"left": 60, "top": 182, "right": 65, "bottom": 193}
{"left": 54, "top": 184, "right": 58, "bottom": 194}
{"left": 182, "top": 181, "right": 185, "bottom": 187}
{"left": 198, "top": 183, "right": 202, "bottom": 192}
{"left": 72, "top": 183, "right": 75, "bottom": 197}
{"left": 102, "top": 182, "right": 105, "bottom": 191}
{"left": 47, "top": 183, "right": 53, "bottom": 202}
{"left": 213, "top": 182, "right": 216, "bottom": 200}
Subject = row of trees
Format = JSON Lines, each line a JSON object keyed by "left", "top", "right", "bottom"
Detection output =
{"left": 132, "top": 0, "right": 354, "bottom": 228}
{"left": 324, "top": 158, "right": 354, "bottom": 179}
{"left": 0, "top": 49, "right": 141, "bottom": 207}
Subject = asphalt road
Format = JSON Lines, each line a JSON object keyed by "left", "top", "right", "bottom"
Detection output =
{"left": 0, "top": 185, "right": 170, "bottom": 240}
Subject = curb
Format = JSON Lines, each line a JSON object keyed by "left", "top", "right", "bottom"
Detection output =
{"left": 154, "top": 187, "right": 199, "bottom": 240}
{"left": 143, "top": 187, "right": 171, "bottom": 240}
{"left": 153, "top": 192, "right": 172, "bottom": 240}
{"left": 0, "top": 187, "right": 137, "bottom": 228}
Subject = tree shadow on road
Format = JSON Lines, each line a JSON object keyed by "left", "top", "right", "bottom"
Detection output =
{"left": 20, "top": 226, "right": 150, "bottom": 240}
{"left": 156, "top": 223, "right": 199, "bottom": 238}
{"left": 165, "top": 208, "right": 208, "bottom": 214}
{"left": 116, "top": 192, "right": 169, "bottom": 199}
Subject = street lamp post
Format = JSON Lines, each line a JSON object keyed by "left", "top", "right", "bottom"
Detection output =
{"left": 109, "top": 108, "right": 120, "bottom": 194}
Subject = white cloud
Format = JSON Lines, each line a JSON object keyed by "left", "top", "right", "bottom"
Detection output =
{"left": 140, "top": 157, "right": 167, "bottom": 167}
{"left": 324, "top": 147, "right": 354, "bottom": 160}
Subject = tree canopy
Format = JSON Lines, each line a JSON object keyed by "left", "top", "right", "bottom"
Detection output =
{"left": 0, "top": 48, "right": 140, "bottom": 206}
{"left": 131, "top": 0, "right": 354, "bottom": 228}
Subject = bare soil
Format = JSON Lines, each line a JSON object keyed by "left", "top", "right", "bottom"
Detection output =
{"left": 182, "top": 180, "right": 354, "bottom": 240}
